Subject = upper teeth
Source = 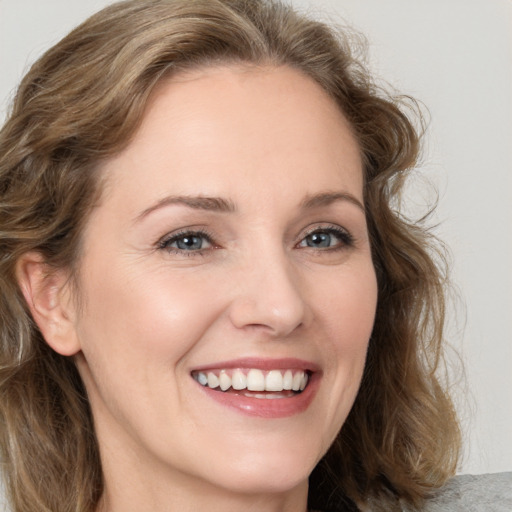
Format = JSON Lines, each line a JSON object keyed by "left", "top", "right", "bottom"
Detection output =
{"left": 193, "top": 369, "right": 309, "bottom": 392}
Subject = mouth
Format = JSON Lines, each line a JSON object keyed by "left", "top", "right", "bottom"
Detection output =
{"left": 190, "top": 359, "right": 319, "bottom": 418}
{"left": 192, "top": 368, "right": 310, "bottom": 398}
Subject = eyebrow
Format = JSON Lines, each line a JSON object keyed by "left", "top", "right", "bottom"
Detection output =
{"left": 300, "top": 191, "right": 365, "bottom": 212}
{"left": 134, "top": 190, "right": 364, "bottom": 223}
{"left": 134, "top": 195, "right": 236, "bottom": 222}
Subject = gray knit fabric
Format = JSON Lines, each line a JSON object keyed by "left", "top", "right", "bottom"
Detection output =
{"left": 1, "top": 472, "right": 510, "bottom": 510}
{"left": 422, "top": 473, "right": 512, "bottom": 512}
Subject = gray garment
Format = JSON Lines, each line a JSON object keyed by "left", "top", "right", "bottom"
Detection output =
{"left": 2, "top": 473, "right": 511, "bottom": 511}
{"left": 422, "top": 473, "right": 512, "bottom": 512}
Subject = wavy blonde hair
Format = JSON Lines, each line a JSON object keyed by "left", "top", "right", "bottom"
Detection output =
{"left": 0, "top": 1, "right": 460, "bottom": 511}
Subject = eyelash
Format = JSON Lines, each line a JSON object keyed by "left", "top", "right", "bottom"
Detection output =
{"left": 157, "top": 228, "right": 216, "bottom": 256}
{"left": 157, "top": 224, "right": 354, "bottom": 256}
{"left": 297, "top": 225, "right": 354, "bottom": 251}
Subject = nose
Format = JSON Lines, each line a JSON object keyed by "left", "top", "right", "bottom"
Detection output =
{"left": 228, "top": 249, "right": 310, "bottom": 338}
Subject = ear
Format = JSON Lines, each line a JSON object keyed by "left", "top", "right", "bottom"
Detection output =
{"left": 16, "top": 252, "right": 81, "bottom": 356}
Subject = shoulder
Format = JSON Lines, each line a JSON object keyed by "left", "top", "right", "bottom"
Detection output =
{"left": 421, "top": 472, "right": 512, "bottom": 512}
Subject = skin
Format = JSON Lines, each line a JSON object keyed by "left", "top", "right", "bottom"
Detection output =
{"left": 20, "top": 65, "right": 378, "bottom": 512}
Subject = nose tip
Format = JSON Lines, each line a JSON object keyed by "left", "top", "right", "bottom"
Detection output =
{"left": 228, "top": 258, "right": 310, "bottom": 337}
{"left": 230, "top": 299, "right": 306, "bottom": 337}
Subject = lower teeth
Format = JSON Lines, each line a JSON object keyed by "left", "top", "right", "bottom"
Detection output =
{"left": 242, "top": 390, "right": 296, "bottom": 399}
{"left": 248, "top": 393, "right": 286, "bottom": 399}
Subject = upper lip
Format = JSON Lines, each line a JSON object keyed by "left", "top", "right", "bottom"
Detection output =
{"left": 190, "top": 357, "right": 321, "bottom": 373}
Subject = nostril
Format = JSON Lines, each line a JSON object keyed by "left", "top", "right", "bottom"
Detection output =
{"left": 228, "top": 299, "right": 307, "bottom": 337}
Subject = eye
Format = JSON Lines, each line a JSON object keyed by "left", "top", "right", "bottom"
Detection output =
{"left": 158, "top": 230, "right": 213, "bottom": 254}
{"left": 298, "top": 226, "right": 353, "bottom": 250}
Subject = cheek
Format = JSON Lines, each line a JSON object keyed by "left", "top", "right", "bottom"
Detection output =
{"left": 314, "top": 264, "right": 377, "bottom": 419}
{"left": 318, "top": 263, "right": 378, "bottom": 349}
{"left": 72, "top": 266, "right": 230, "bottom": 441}
{"left": 78, "top": 266, "right": 224, "bottom": 353}
{"left": 73, "top": 265, "right": 231, "bottom": 411}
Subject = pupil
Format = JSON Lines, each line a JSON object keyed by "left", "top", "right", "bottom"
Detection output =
{"left": 308, "top": 233, "right": 330, "bottom": 247}
{"left": 178, "top": 236, "right": 202, "bottom": 250}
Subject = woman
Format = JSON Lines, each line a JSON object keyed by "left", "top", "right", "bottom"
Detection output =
{"left": 0, "top": 1, "right": 460, "bottom": 511}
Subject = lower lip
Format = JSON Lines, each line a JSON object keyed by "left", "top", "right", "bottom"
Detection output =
{"left": 195, "top": 373, "right": 320, "bottom": 418}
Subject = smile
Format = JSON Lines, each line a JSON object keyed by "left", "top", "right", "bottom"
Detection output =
{"left": 192, "top": 368, "right": 309, "bottom": 395}
{"left": 191, "top": 359, "right": 320, "bottom": 418}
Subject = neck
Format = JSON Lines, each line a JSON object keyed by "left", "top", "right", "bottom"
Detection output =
{"left": 96, "top": 468, "right": 309, "bottom": 512}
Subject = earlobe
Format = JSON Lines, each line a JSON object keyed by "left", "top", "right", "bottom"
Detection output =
{"left": 16, "top": 252, "right": 81, "bottom": 356}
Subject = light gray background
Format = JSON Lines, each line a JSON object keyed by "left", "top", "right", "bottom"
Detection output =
{"left": 0, "top": 0, "right": 510, "bottom": 476}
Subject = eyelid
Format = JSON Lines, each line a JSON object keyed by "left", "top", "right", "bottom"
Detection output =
{"left": 296, "top": 224, "right": 354, "bottom": 249}
{"left": 157, "top": 228, "right": 216, "bottom": 254}
{"left": 155, "top": 223, "right": 354, "bottom": 256}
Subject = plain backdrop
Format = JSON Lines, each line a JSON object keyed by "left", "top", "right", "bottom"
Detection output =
{"left": 0, "top": 0, "right": 511, "bottom": 477}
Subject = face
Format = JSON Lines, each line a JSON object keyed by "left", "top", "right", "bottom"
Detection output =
{"left": 70, "top": 65, "right": 377, "bottom": 498}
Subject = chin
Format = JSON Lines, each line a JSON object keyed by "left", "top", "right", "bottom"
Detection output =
{"left": 213, "top": 464, "right": 310, "bottom": 496}
{"left": 194, "top": 438, "right": 321, "bottom": 495}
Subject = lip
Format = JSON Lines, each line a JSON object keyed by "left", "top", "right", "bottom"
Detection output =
{"left": 191, "top": 357, "right": 320, "bottom": 373}
{"left": 191, "top": 357, "right": 321, "bottom": 418}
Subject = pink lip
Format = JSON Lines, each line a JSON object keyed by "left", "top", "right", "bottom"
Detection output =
{"left": 191, "top": 357, "right": 320, "bottom": 373}
{"left": 191, "top": 358, "right": 321, "bottom": 419}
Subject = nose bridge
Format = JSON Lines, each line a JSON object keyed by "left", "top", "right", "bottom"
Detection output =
{"left": 228, "top": 239, "right": 309, "bottom": 336}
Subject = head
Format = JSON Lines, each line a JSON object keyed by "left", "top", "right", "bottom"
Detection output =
{"left": 0, "top": 1, "right": 459, "bottom": 511}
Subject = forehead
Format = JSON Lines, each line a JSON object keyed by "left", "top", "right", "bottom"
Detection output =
{"left": 98, "top": 64, "right": 363, "bottom": 209}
